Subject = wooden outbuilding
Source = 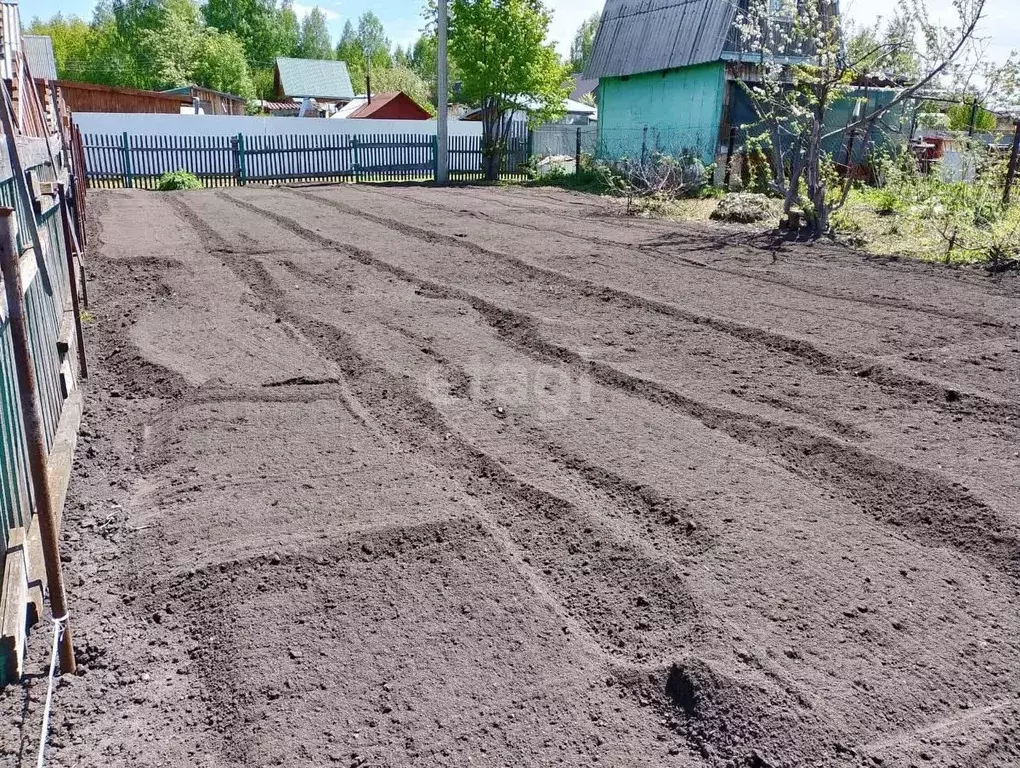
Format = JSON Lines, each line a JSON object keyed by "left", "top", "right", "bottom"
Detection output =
{"left": 55, "top": 81, "right": 190, "bottom": 114}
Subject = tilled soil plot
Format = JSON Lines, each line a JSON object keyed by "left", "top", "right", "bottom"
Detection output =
{"left": 2, "top": 185, "right": 1019, "bottom": 768}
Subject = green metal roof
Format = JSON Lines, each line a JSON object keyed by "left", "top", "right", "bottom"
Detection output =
{"left": 275, "top": 57, "right": 355, "bottom": 100}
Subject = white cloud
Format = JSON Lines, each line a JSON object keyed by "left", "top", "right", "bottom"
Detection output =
{"left": 291, "top": 2, "right": 341, "bottom": 22}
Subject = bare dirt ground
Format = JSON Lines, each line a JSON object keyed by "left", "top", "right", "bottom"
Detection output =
{"left": 2, "top": 184, "right": 1019, "bottom": 768}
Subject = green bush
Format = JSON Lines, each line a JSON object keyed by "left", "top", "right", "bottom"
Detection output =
{"left": 873, "top": 188, "right": 900, "bottom": 215}
{"left": 157, "top": 170, "right": 202, "bottom": 191}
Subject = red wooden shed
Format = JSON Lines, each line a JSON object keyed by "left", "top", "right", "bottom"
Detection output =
{"left": 349, "top": 92, "right": 431, "bottom": 120}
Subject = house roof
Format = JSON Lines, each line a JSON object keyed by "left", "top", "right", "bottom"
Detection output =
{"left": 348, "top": 91, "right": 431, "bottom": 119}
{"left": 275, "top": 57, "right": 354, "bottom": 100}
{"left": 569, "top": 74, "right": 598, "bottom": 102}
{"left": 259, "top": 99, "right": 302, "bottom": 112}
{"left": 162, "top": 84, "right": 247, "bottom": 103}
{"left": 584, "top": 0, "right": 737, "bottom": 79}
{"left": 332, "top": 96, "right": 368, "bottom": 119}
{"left": 23, "top": 35, "right": 58, "bottom": 81}
{"left": 461, "top": 97, "right": 597, "bottom": 122}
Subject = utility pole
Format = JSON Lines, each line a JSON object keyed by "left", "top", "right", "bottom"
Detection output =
{"left": 365, "top": 51, "right": 372, "bottom": 105}
{"left": 436, "top": 0, "right": 450, "bottom": 184}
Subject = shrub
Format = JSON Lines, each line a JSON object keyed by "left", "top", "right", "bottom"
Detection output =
{"left": 710, "top": 193, "right": 775, "bottom": 224}
{"left": 873, "top": 188, "right": 900, "bottom": 215}
{"left": 613, "top": 151, "right": 708, "bottom": 198}
{"left": 157, "top": 170, "right": 202, "bottom": 191}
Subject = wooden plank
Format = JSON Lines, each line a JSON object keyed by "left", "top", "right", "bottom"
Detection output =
{"left": 0, "top": 527, "right": 29, "bottom": 685}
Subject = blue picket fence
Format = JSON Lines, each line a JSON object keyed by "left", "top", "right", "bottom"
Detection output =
{"left": 82, "top": 125, "right": 532, "bottom": 189}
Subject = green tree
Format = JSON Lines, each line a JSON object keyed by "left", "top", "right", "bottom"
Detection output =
{"left": 449, "top": 0, "right": 568, "bottom": 179}
{"left": 358, "top": 11, "right": 392, "bottom": 71}
{"left": 403, "top": 31, "right": 460, "bottom": 107}
{"left": 335, "top": 13, "right": 393, "bottom": 95}
{"left": 26, "top": 14, "right": 92, "bottom": 77}
{"left": 297, "top": 7, "right": 333, "bottom": 59}
{"left": 277, "top": 1, "right": 301, "bottom": 57}
{"left": 336, "top": 20, "right": 366, "bottom": 93}
{"left": 193, "top": 29, "right": 256, "bottom": 98}
{"left": 568, "top": 12, "right": 599, "bottom": 73}
{"left": 408, "top": 33, "right": 437, "bottom": 81}
{"left": 371, "top": 64, "right": 435, "bottom": 114}
{"left": 947, "top": 102, "right": 998, "bottom": 132}
{"left": 845, "top": 8, "right": 918, "bottom": 80}
{"left": 137, "top": 0, "right": 203, "bottom": 88}
{"left": 203, "top": 0, "right": 299, "bottom": 68}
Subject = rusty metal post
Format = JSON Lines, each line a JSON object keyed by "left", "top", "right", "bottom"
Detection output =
{"left": 58, "top": 185, "right": 88, "bottom": 380}
{"left": 0, "top": 210, "right": 76, "bottom": 674}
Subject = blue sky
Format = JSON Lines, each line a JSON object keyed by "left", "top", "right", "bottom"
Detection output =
{"left": 23, "top": 0, "right": 1020, "bottom": 64}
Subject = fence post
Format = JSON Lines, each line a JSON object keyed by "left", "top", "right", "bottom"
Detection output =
{"left": 575, "top": 127, "right": 582, "bottom": 176}
{"left": 0, "top": 211, "right": 76, "bottom": 675}
{"left": 432, "top": 134, "right": 439, "bottom": 182}
{"left": 238, "top": 133, "right": 247, "bottom": 186}
{"left": 640, "top": 127, "right": 648, "bottom": 166}
{"left": 1003, "top": 122, "right": 1020, "bottom": 206}
{"left": 121, "top": 131, "right": 133, "bottom": 189}
{"left": 353, "top": 136, "right": 362, "bottom": 183}
{"left": 58, "top": 185, "right": 88, "bottom": 380}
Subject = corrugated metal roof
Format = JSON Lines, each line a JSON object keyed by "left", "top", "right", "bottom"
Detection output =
{"left": 584, "top": 0, "right": 737, "bottom": 79}
{"left": 275, "top": 57, "right": 354, "bottom": 100}
{"left": 23, "top": 34, "right": 58, "bottom": 81}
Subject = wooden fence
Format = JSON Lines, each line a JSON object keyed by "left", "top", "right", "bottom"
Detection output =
{"left": 82, "top": 124, "right": 532, "bottom": 188}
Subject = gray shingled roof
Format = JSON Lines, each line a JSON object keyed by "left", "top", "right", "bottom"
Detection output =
{"left": 275, "top": 57, "right": 355, "bottom": 100}
{"left": 24, "top": 35, "right": 58, "bottom": 81}
{"left": 584, "top": 0, "right": 738, "bottom": 79}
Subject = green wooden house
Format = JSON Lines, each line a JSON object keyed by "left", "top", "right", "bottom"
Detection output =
{"left": 585, "top": 0, "right": 910, "bottom": 170}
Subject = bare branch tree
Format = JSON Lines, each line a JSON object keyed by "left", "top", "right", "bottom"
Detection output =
{"left": 734, "top": 0, "right": 990, "bottom": 235}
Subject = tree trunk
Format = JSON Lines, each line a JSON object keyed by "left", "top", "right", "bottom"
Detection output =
{"left": 770, "top": 123, "right": 787, "bottom": 192}
{"left": 784, "top": 137, "right": 805, "bottom": 216}
{"left": 481, "top": 97, "right": 500, "bottom": 182}
{"left": 804, "top": 108, "right": 827, "bottom": 237}
{"left": 483, "top": 150, "right": 500, "bottom": 181}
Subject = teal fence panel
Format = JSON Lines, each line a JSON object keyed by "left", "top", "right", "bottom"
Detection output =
{"left": 0, "top": 162, "right": 75, "bottom": 565}
{"left": 0, "top": 315, "right": 33, "bottom": 546}
{"left": 82, "top": 128, "right": 533, "bottom": 187}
